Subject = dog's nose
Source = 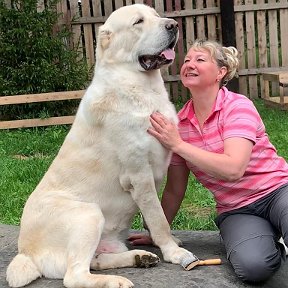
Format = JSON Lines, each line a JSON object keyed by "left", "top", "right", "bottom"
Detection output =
{"left": 165, "top": 19, "right": 178, "bottom": 31}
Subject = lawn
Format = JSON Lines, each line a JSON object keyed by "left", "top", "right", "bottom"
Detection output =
{"left": 0, "top": 99, "right": 288, "bottom": 231}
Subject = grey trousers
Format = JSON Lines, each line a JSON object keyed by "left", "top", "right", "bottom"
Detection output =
{"left": 215, "top": 183, "right": 288, "bottom": 283}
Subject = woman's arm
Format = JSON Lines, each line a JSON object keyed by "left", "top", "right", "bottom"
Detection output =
{"left": 148, "top": 112, "right": 253, "bottom": 181}
{"left": 161, "top": 164, "right": 190, "bottom": 224}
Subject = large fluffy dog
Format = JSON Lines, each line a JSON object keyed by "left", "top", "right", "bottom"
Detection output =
{"left": 6, "top": 4, "right": 195, "bottom": 288}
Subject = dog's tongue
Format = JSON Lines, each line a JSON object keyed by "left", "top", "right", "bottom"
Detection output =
{"left": 160, "top": 49, "right": 175, "bottom": 60}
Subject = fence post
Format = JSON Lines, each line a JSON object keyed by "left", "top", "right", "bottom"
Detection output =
{"left": 4, "top": 0, "right": 11, "bottom": 8}
{"left": 220, "top": 0, "right": 239, "bottom": 93}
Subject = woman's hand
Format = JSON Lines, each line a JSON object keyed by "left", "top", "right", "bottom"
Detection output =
{"left": 147, "top": 112, "right": 183, "bottom": 151}
{"left": 128, "top": 233, "right": 154, "bottom": 246}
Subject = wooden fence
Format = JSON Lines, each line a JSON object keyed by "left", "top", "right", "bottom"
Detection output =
{"left": 1, "top": 0, "right": 288, "bottom": 129}
{"left": 0, "top": 90, "right": 84, "bottom": 129}
{"left": 53, "top": 0, "right": 288, "bottom": 101}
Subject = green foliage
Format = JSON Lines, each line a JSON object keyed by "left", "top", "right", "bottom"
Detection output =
{"left": 0, "top": 0, "right": 89, "bottom": 95}
{"left": 0, "top": 0, "right": 90, "bottom": 119}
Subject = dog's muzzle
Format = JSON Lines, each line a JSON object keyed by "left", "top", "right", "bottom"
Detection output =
{"left": 139, "top": 20, "right": 179, "bottom": 71}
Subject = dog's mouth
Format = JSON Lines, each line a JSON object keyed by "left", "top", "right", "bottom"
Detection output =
{"left": 139, "top": 39, "right": 177, "bottom": 71}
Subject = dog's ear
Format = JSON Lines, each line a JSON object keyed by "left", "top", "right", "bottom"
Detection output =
{"left": 98, "top": 26, "right": 112, "bottom": 50}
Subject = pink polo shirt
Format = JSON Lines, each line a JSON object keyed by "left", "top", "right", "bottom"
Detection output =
{"left": 171, "top": 87, "right": 288, "bottom": 214}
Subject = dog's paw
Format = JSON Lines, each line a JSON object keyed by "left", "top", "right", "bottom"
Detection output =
{"left": 134, "top": 252, "right": 160, "bottom": 268}
{"left": 108, "top": 276, "right": 134, "bottom": 288}
{"left": 163, "top": 247, "right": 198, "bottom": 266}
{"left": 64, "top": 274, "right": 134, "bottom": 288}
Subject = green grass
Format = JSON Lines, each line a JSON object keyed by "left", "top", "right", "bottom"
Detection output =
{"left": 0, "top": 99, "right": 288, "bottom": 231}
{"left": 0, "top": 126, "right": 69, "bottom": 224}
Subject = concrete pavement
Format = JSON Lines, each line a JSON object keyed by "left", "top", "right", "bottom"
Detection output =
{"left": 1, "top": 224, "right": 287, "bottom": 288}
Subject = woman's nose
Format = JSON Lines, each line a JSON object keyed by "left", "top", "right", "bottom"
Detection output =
{"left": 185, "top": 60, "right": 196, "bottom": 69}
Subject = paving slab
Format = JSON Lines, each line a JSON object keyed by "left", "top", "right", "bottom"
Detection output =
{"left": 1, "top": 223, "right": 287, "bottom": 288}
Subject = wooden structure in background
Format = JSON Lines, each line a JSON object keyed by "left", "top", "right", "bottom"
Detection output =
{"left": 262, "top": 71, "right": 288, "bottom": 110}
{"left": 1, "top": 0, "right": 288, "bottom": 129}
{"left": 0, "top": 91, "right": 85, "bottom": 129}
{"left": 55, "top": 0, "right": 288, "bottom": 100}
{"left": 2, "top": 0, "right": 288, "bottom": 101}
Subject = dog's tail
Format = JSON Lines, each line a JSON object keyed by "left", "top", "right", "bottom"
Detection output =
{"left": 6, "top": 254, "right": 41, "bottom": 287}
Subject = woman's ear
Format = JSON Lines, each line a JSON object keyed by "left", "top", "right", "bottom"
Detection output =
{"left": 217, "top": 66, "right": 228, "bottom": 81}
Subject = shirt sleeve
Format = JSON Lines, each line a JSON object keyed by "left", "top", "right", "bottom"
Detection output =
{"left": 222, "top": 98, "right": 263, "bottom": 144}
{"left": 170, "top": 152, "right": 186, "bottom": 166}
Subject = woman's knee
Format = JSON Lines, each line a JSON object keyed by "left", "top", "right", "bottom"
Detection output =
{"left": 228, "top": 236, "right": 282, "bottom": 283}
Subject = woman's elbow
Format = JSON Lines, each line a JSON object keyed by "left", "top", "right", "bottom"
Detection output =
{"left": 221, "top": 168, "right": 245, "bottom": 182}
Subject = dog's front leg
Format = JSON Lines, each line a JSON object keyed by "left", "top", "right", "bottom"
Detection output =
{"left": 123, "top": 171, "right": 197, "bottom": 267}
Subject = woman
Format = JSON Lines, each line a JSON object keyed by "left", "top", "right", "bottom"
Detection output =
{"left": 129, "top": 39, "right": 288, "bottom": 283}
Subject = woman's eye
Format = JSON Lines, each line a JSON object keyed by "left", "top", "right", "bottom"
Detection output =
{"left": 184, "top": 59, "right": 190, "bottom": 63}
{"left": 134, "top": 18, "right": 144, "bottom": 25}
{"left": 197, "top": 58, "right": 205, "bottom": 62}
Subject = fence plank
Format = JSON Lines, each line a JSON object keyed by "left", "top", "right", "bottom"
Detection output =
{"left": 257, "top": 0, "right": 268, "bottom": 98}
{"left": 174, "top": 0, "right": 187, "bottom": 102}
{"left": 154, "top": 0, "right": 164, "bottom": 13}
{"left": 103, "top": 0, "right": 113, "bottom": 17}
{"left": 37, "top": 0, "right": 45, "bottom": 12}
{"left": 216, "top": 0, "right": 222, "bottom": 43}
{"left": 114, "top": 0, "right": 124, "bottom": 9}
{"left": 0, "top": 91, "right": 85, "bottom": 105}
{"left": 280, "top": 0, "right": 288, "bottom": 66}
{"left": 158, "top": 0, "right": 171, "bottom": 97}
{"left": 234, "top": 0, "right": 247, "bottom": 96}
{"left": 234, "top": 2, "right": 288, "bottom": 12}
{"left": 166, "top": 0, "right": 178, "bottom": 102}
{"left": 56, "top": 0, "right": 69, "bottom": 26}
{"left": 0, "top": 116, "right": 76, "bottom": 130}
{"left": 279, "top": 0, "right": 288, "bottom": 95}
{"left": 154, "top": 0, "right": 170, "bottom": 96}
{"left": 92, "top": 0, "right": 103, "bottom": 64}
{"left": 196, "top": 1, "right": 205, "bottom": 39}
{"left": 268, "top": 0, "right": 280, "bottom": 96}
{"left": 81, "top": 0, "right": 96, "bottom": 69}
{"left": 239, "top": 67, "right": 288, "bottom": 76}
{"left": 69, "top": 0, "right": 83, "bottom": 56}
{"left": 245, "top": 0, "right": 258, "bottom": 98}
{"left": 162, "top": 7, "right": 220, "bottom": 18}
{"left": 206, "top": 0, "right": 217, "bottom": 40}
{"left": 220, "top": 0, "right": 238, "bottom": 93}
{"left": 144, "top": 0, "right": 153, "bottom": 6}
{"left": 184, "top": 0, "right": 195, "bottom": 50}
{"left": 4, "top": 0, "right": 11, "bottom": 8}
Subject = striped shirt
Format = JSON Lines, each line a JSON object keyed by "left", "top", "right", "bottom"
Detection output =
{"left": 171, "top": 87, "right": 288, "bottom": 214}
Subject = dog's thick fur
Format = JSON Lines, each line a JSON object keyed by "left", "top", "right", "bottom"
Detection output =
{"left": 6, "top": 4, "right": 194, "bottom": 288}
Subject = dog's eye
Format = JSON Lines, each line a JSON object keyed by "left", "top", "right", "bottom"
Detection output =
{"left": 133, "top": 18, "right": 144, "bottom": 25}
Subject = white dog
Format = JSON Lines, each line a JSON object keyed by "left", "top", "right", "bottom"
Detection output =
{"left": 6, "top": 4, "right": 196, "bottom": 288}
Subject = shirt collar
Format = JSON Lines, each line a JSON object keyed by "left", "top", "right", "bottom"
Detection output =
{"left": 178, "top": 87, "right": 228, "bottom": 121}
{"left": 214, "top": 86, "right": 227, "bottom": 111}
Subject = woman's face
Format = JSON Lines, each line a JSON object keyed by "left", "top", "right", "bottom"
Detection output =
{"left": 180, "top": 48, "right": 224, "bottom": 89}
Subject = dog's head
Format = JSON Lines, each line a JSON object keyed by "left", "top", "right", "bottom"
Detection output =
{"left": 96, "top": 4, "right": 179, "bottom": 71}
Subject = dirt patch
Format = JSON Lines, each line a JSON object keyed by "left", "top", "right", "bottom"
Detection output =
{"left": 182, "top": 203, "right": 214, "bottom": 218}
{"left": 12, "top": 153, "right": 50, "bottom": 160}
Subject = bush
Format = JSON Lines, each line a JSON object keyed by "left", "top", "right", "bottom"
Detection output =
{"left": 0, "top": 0, "right": 90, "bottom": 119}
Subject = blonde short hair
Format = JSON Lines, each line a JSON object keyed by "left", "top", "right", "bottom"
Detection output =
{"left": 190, "top": 39, "right": 239, "bottom": 86}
